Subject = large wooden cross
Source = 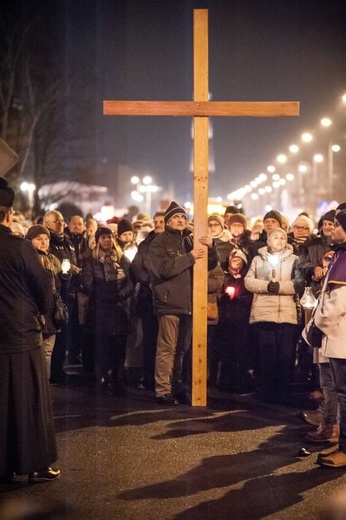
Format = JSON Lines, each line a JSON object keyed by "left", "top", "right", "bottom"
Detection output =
{"left": 104, "top": 9, "right": 299, "bottom": 406}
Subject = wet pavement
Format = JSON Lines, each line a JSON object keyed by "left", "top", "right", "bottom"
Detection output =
{"left": 1, "top": 374, "right": 346, "bottom": 519}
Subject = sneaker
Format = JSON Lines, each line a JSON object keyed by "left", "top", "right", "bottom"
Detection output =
{"left": 305, "top": 424, "right": 339, "bottom": 443}
{"left": 297, "top": 410, "right": 323, "bottom": 427}
{"left": 317, "top": 450, "right": 346, "bottom": 468}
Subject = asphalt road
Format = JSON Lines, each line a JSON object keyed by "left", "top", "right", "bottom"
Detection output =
{"left": 1, "top": 377, "right": 346, "bottom": 520}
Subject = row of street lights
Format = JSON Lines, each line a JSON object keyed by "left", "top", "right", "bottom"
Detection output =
{"left": 130, "top": 175, "right": 161, "bottom": 215}
{"left": 226, "top": 93, "right": 345, "bottom": 217}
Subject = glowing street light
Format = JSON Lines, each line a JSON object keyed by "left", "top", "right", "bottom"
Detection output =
{"left": 313, "top": 154, "right": 324, "bottom": 163}
{"left": 301, "top": 132, "right": 313, "bottom": 143}
{"left": 277, "top": 154, "right": 287, "bottom": 163}
{"left": 320, "top": 117, "right": 332, "bottom": 127}
{"left": 289, "top": 144, "right": 299, "bottom": 153}
{"left": 267, "top": 165, "right": 276, "bottom": 173}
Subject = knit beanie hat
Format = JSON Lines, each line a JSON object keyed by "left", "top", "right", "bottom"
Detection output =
{"left": 292, "top": 215, "right": 313, "bottom": 232}
{"left": 117, "top": 218, "right": 134, "bottom": 236}
{"left": 0, "top": 176, "right": 15, "bottom": 207}
{"left": 263, "top": 210, "right": 282, "bottom": 227}
{"left": 229, "top": 249, "right": 248, "bottom": 265}
{"left": 208, "top": 213, "right": 224, "bottom": 228}
{"left": 26, "top": 224, "right": 50, "bottom": 241}
{"left": 267, "top": 227, "right": 287, "bottom": 244}
{"left": 95, "top": 226, "right": 113, "bottom": 243}
{"left": 228, "top": 213, "right": 247, "bottom": 229}
{"left": 323, "top": 210, "right": 336, "bottom": 223}
{"left": 164, "top": 201, "right": 186, "bottom": 224}
{"left": 335, "top": 210, "right": 346, "bottom": 233}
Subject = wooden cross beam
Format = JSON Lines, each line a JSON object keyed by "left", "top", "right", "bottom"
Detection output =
{"left": 103, "top": 9, "right": 299, "bottom": 407}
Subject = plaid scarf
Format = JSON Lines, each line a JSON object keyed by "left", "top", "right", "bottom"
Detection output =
{"left": 98, "top": 249, "right": 125, "bottom": 282}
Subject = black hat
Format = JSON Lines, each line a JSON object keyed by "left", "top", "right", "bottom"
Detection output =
{"left": 335, "top": 210, "right": 346, "bottom": 233}
{"left": 0, "top": 177, "right": 15, "bottom": 207}
{"left": 224, "top": 205, "right": 239, "bottom": 216}
{"left": 336, "top": 202, "right": 346, "bottom": 213}
{"left": 95, "top": 226, "right": 113, "bottom": 243}
{"left": 26, "top": 225, "right": 50, "bottom": 241}
{"left": 164, "top": 201, "right": 186, "bottom": 224}
{"left": 322, "top": 210, "right": 336, "bottom": 223}
{"left": 117, "top": 218, "right": 134, "bottom": 236}
{"left": 263, "top": 210, "right": 282, "bottom": 227}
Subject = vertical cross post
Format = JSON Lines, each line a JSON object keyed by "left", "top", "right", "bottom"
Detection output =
{"left": 192, "top": 10, "right": 209, "bottom": 406}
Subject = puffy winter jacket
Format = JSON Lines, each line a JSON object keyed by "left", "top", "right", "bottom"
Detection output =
{"left": 245, "top": 244, "right": 305, "bottom": 325}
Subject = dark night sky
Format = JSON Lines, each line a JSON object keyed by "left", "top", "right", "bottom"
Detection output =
{"left": 56, "top": 0, "right": 346, "bottom": 205}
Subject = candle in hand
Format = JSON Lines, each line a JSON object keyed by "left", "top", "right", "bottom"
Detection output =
{"left": 225, "top": 286, "right": 235, "bottom": 300}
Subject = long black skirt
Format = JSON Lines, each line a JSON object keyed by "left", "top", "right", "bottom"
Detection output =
{"left": 0, "top": 346, "right": 57, "bottom": 476}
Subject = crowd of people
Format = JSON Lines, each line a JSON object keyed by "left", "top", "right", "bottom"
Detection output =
{"left": 2, "top": 172, "right": 346, "bottom": 482}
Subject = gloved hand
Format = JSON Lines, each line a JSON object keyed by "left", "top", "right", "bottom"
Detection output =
{"left": 267, "top": 281, "right": 280, "bottom": 293}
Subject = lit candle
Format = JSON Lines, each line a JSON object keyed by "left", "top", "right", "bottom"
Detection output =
{"left": 225, "top": 286, "right": 235, "bottom": 300}
{"left": 268, "top": 254, "right": 279, "bottom": 280}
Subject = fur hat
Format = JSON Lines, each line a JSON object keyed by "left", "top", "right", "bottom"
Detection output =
{"left": 95, "top": 226, "right": 113, "bottom": 243}
{"left": 228, "top": 213, "right": 247, "bottom": 229}
{"left": 0, "top": 177, "right": 15, "bottom": 207}
{"left": 164, "top": 201, "right": 186, "bottom": 224}
{"left": 117, "top": 218, "right": 134, "bottom": 236}
{"left": 263, "top": 210, "right": 282, "bottom": 227}
{"left": 26, "top": 225, "right": 50, "bottom": 241}
{"left": 267, "top": 227, "right": 287, "bottom": 243}
{"left": 292, "top": 215, "right": 313, "bottom": 232}
{"left": 229, "top": 249, "right": 248, "bottom": 265}
{"left": 335, "top": 210, "right": 346, "bottom": 233}
{"left": 323, "top": 210, "right": 336, "bottom": 223}
{"left": 208, "top": 213, "right": 224, "bottom": 228}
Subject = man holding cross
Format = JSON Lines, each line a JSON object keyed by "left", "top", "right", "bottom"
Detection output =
{"left": 149, "top": 201, "right": 216, "bottom": 405}
{"left": 104, "top": 8, "right": 299, "bottom": 405}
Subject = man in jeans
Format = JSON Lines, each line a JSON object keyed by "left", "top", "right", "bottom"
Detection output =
{"left": 316, "top": 210, "right": 346, "bottom": 467}
{"left": 149, "top": 201, "right": 208, "bottom": 406}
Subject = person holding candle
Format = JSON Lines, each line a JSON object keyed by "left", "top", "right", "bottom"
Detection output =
{"left": 215, "top": 249, "right": 253, "bottom": 392}
{"left": 245, "top": 228, "right": 305, "bottom": 403}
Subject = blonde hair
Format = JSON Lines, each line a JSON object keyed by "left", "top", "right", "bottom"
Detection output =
{"left": 92, "top": 235, "right": 123, "bottom": 261}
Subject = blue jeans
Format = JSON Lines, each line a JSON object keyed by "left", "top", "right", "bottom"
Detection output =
{"left": 329, "top": 358, "right": 346, "bottom": 452}
{"left": 318, "top": 362, "right": 338, "bottom": 425}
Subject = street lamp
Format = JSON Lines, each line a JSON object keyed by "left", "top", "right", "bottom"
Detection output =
{"left": 20, "top": 181, "right": 36, "bottom": 217}
{"left": 312, "top": 154, "right": 324, "bottom": 191}
{"left": 328, "top": 143, "right": 341, "bottom": 200}
{"left": 131, "top": 175, "right": 159, "bottom": 215}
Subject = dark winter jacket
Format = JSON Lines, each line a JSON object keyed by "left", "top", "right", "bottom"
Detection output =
{"left": 297, "top": 233, "right": 334, "bottom": 295}
{"left": 81, "top": 253, "right": 134, "bottom": 336}
{"left": 130, "top": 229, "right": 156, "bottom": 312}
{"left": 149, "top": 227, "right": 194, "bottom": 315}
{"left": 49, "top": 232, "right": 77, "bottom": 300}
{"left": 0, "top": 225, "right": 52, "bottom": 353}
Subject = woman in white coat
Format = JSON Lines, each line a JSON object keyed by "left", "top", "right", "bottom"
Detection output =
{"left": 245, "top": 227, "right": 305, "bottom": 403}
